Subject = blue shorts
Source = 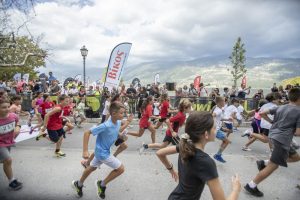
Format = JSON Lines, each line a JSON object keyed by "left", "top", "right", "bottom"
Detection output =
{"left": 225, "top": 123, "right": 233, "bottom": 130}
{"left": 216, "top": 130, "right": 226, "bottom": 140}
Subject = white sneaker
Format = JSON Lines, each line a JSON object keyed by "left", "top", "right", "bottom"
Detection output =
{"left": 139, "top": 142, "right": 146, "bottom": 155}
{"left": 242, "top": 146, "right": 252, "bottom": 151}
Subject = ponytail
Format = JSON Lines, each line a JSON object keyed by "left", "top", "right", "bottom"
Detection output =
{"left": 179, "top": 111, "right": 214, "bottom": 162}
{"left": 179, "top": 133, "right": 196, "bottom": 162}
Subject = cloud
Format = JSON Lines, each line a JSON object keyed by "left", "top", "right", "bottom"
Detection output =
{"left": 9, "top": 0, "right": 300, "bottom": 80}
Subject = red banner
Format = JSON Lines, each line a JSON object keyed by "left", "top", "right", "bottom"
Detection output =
{"left": 194, "top": 76, "right": 201, "bottom": 91}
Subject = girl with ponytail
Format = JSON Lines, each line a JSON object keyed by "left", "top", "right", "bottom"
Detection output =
{"left": 156, "top": 111, "right": 241, "bottom": 200}
{"left": 127, "top": 96, "right": 159, "bottom": 143}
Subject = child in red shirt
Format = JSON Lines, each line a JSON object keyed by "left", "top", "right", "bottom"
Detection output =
{"left": 128, "top": 96, "right": 159, "bottom": 143}
{"left": 140, "top": 99, "right": 192, "bottom": 153}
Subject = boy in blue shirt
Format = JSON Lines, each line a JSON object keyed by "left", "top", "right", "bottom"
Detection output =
{"left": 72, "top": 102, "right": 133, "bottom": 199}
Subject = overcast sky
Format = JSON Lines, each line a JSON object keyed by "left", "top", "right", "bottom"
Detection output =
{"left": 10, "top": 0, "right": 300, "bottom": 80}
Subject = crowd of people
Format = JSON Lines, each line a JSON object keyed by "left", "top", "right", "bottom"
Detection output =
{"left": 0, "top": 71, "right": 300, "bottom": 199}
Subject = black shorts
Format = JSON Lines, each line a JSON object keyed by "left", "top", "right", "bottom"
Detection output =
{"left": 114, "top": 138, "right": 125, "bottom": 146}
{"left": 48, "top": 128, "right": 65, "bottom": 143}
{"left": 163, "top": 135, "right": 180, "bottom": 145}
{"left": 270, "top": 139, "right": 297, "bottom": 167}
{"left": 261, "top": 128, "right": 269, "bottom": 136}
{"left": 159, "top": 118, "right": 167, "bottom": 123}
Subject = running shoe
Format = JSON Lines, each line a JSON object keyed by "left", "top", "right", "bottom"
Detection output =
{"left": 29, "top": 127, "right": 34, "bottom": 134}
{"left": 96, "top": 180, "right": 106, "bottom": 199}
{"left": 244, "top": 184, "right": 264, "bottom": 197}
{"left": 291, "top": 139, "right": 300, "bottom": 150}
{"left": 241, "top": 129, "right": 251, "bottom": 137}
{"left": 72, "top": 180, "right": 83, "bottom": 197}
{"left": 242, "top": 146, "right": 252, "bottom": 151}
{"left": 256, "top": 160, "right": 266, "bottom": 171}
{"left": 55, "top": 151, "right": 66, "bottom": 157}
{"left": 9, "top": 179, "right": 23, "bottom": 190}
{"left": 139, "top": 143, "right": 146, "bottom": 155}
{"left": 213, "top": 154, "right": 226, "bottom": 163}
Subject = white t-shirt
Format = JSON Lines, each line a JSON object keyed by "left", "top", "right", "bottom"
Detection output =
{"left": 236, "top": 105, "right": 244, "bottom": 120}
{"left": 213, "top": 106, "right": 224, "bottom": 131}
{"left": 153, "top": 102, "right": 160, "bottom": 116}
{"left": 224, "top": 105, "right": 238, "bottom": 124}
{"left": 69, "top": 88, "right": 78, "bottom": 95}
{"left": 260, "top": 102, "right": 277, "bottom": 129}
{"left": 102, "top": 100, "right": 111, "bottom": 115}
{"left": 199, "top": 88, "right": 208, "bottom": 97}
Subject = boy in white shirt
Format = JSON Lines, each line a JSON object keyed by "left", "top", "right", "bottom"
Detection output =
{"left": 224, "top": 98, "right": 239, "bottom": 137}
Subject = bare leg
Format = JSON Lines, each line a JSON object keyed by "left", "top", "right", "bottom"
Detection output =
{"left": 127, "top": 128, "right": 145, "bottom": 138}
{"left": 56, "top": 136, "right": 63, "bottom": 150}
{"left": 3, "top": 158, "right": 13, "bottom": 180}
{"left": 251, "top": 133, "right": 268, "bottom": 143}
{"left": 148, "top": 124, "right": 156, "bottom": 143}
{"left": 154, "top": 121, "right": 162, "bottom": 129}
{"left": 79, "top": 166, "right": 97, "bottom": 183}
{"left": 148, "top": 141, "right": 169, "bottom": 149}
{"left": 113, "top": 143, "right": 128, "bottom": 157}
{"left": 103, "top": 165, "right": 125, "bottom": 185}
{"left": 253, "top": 161, "right": 278, "bottom": 184}
{"left": 244, "top": 137, "right": 256, "bottom": 147}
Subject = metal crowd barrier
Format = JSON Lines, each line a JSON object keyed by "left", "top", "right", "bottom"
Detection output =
{"left": 19, "top": 94, "right": 261, "bottom": 118}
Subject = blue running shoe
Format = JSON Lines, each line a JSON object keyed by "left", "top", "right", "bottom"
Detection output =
{"left": 213, "top": 154, "right": 226, "bottom": 163}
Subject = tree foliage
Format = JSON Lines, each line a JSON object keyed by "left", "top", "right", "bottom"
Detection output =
{"left": 0, "top": 36, "right": 46, "bottom": 80}
{"left": 229, "top": 37, "right": 247, "bottom": 87}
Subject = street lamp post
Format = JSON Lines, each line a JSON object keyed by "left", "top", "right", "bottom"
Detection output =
{"left": 80, "top": 45, "right": 88, "bottom": 87}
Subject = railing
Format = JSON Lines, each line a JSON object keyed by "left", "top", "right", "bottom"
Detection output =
{"left": 20, "top": 94, "right": 261, "bottom": 118}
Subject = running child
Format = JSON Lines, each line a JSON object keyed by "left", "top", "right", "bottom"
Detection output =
{"left": 101, "top": 95, "right": 111, "bottom": 124}
{"left": 9, "top": 95, "right": 28, "bottom": 117}
{"left": 139, "top": 99, "right": 192, "bottom": 153}
{"left": 40, "top": 94, "right": 69, "bottom": 157}
{"left": 28, "top": 92, "right": 44, "bottom": 133}
{"left": 0, "top": 97, "right": 23, "bottom": 190}
{"left": 223, "top": 98, "right": 239, "bottom": 137}
{"left": 154, "top": 94, "right": 175, "bottom": 129}
{"left": 74, "top": 97, "right": 86, "bottom": 128}
{"left": 244, "top": 87, "right": 300, "bottom": 197}
{"left": 242, "top": 92, "right": 281, "bottom": 151}
{"left": 127, "top": 96, "right": 159, "bottom": 143}
{"left": 36, "top": 94, "right": 55, "bottom": 141}
{"left": 212, "top": 96, "right": 232, "bottom": 163}
{"left": 72, "top": 102, "right": 132, "bottom": 199}
{"left": 62, "top": 95, "right": 75, "bottom": 135}
{"left": 156, "top": 111, "right": 241, "bottom": 200}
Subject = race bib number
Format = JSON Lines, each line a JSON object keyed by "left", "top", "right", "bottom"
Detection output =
{"left": 0, "top": 121, "right": 16, "bottom": 135}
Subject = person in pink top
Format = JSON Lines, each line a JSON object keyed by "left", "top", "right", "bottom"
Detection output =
{"left": 0, "top": 96, "right": 23, "bottom": 190}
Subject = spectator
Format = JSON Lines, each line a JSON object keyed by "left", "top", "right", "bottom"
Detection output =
{"left": 61, "top": 85, "right": 69, "bottom": 95}
{"left": 223, "top": 87, "right": 230, "bottom": 98}
{"left": 86, "top": 86, "right": 94, "bottom": 96}
{"left": 33, "top": 81, "right": 43, "bottom": 94}
{"left": 160, "top": 84, "right": 168, "bottom": 95}
{"left": 182, "top": 85, "right": 189, "bottom": 97}
{"left": 17, "top": 78, "right": 26, "bottom": 93}
{"left": 49, "top": 80, "right": 61, "bottom": 96}
{"left": 78, "top": 86, "right": 86, "bottom": 97}
{"left": 199, "top": 83, "right": 208, "bottom": 97}
{"left": 229, "top": 85, "right": 237, "bottom": 98}
{"left": 94, "top": 86, "right": 101, "bottom": 96}
{"left": 278, "top": 85, "right": 288, "bottom": 101}
{"left": 126, "top": 84, "right": 137, "bottom": 97}
{"left": 48, "top": 71, "right": 57, "bottom": 82}
{"left": 68, "top": 84, "right": 78, "bottom": 95}
{"left": 0, "top": 80, "right": 6, "bottom": 91}
{"left": 237, "top": 84, "right": 251, "bottom": 99}
{"left": 174, "top": 86, "right": 183, "bottom": 108}
{"left": 189, "top": 83, "right": 198, "bottom": 97}
{"left": 271, "top": 82, "right": 278, "bottom": 92}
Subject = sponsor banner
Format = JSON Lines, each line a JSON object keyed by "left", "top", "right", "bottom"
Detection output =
{"left": 194, "top": 76, "right": 201, "bottom": 91}
{"left": 104, "top": 43, "right": 132, "bottom": 91}
{"left": 23, "top": 73, "right": 29, "bottom": 84}
{"left": 13, "top": 73, "right": 22, "bottom": 82}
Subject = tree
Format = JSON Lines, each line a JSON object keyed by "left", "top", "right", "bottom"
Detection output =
{"left": 0, "top": 36, "right": 46, "bottom": 81}
{"left": 229, "top": 37, "right": 247, "bottom": 88}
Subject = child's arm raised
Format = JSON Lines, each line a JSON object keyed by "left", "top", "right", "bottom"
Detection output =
{"left": 156, "top": 146, "right": 178, "bottom": 182}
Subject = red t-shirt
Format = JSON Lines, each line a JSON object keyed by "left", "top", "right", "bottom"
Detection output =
{"left": 0, "top": 113, "right": 19, "bottom": 147}
{"left": 62, "top": 105, "right": 72, "bottom": 116}
{"left": 160, "top": 100, "right": 169, "bottom": 118}
{"left": 139, "top": 104, "right": 153, "bottom": 128}
{"left": 166, "top": 111, "right": 186, "bottom": 137}
{"left": 40, "top": 101, "right": 55, "bottom": 116}
{"left": 47, "top": 105, "right": 63, "bottom": 130}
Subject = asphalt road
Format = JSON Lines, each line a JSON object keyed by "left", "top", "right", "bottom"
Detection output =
{"left": 1, "top": 120, "right": 300, "bottom": 200}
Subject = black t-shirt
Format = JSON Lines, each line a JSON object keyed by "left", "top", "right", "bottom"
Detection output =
{"left": 126, "top": 87, "right": 137, "bottom": 95}
{"left": 169, "top": 147, "right": 218, "bottom": 200}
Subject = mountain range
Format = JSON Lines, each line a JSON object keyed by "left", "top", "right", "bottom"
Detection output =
{"left": 122, "top": 56, "right": 300, "bottom": 88}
